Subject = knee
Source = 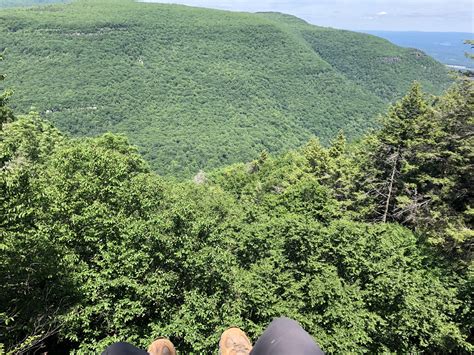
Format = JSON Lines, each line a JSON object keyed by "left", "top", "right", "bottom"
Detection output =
{"left": 103, "top": 342, "right": 141, "bottom": 355}
{"left": 269, "top": 316, "right": 301, "bottom": 330}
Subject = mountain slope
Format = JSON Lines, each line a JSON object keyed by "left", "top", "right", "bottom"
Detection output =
{"left": 258, "top": 13, "right": 452, "bottom": 101}
{"left": 0, "top": 0, "right": 451, "bottom": 176}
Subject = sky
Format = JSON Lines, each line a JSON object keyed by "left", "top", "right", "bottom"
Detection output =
{"left": 141, "top": 0, "right": 473, "bottom": 32}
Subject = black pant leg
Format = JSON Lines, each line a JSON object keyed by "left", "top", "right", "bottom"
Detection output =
{"left": 250, "top": 317, "right": 324, "bottom": 355}
{"left": 102, "top": 342, "right": 148, "bottom": 355}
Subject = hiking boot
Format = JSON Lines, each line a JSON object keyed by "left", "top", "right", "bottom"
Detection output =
{"left": 219, "top": 327, "right": 253, "bottom": 355}
{"left": 147, "top": 338, "right": 176, "bottom": 355}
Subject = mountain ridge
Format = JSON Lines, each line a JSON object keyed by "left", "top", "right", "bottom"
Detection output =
{"left": 0, "top": 0, "right": 452, "bottom": 176}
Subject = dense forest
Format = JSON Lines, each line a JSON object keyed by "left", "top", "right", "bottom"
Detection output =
{"left": 0, "top": 0, "right": 452, "bottom": 176}
{"left": 1, "top": 38, "right": 473, "bottom": 353}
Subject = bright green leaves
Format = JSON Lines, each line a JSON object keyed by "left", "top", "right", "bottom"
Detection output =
{"left": 1, "top": 115, "right": 163, "bottom": 352}
{"left": 1, "top": 80, "right": 472, "bottom": 353}
{"left": 0, "top": 114, "right": 74, "bottom": 353}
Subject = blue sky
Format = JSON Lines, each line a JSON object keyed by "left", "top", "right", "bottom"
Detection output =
{"left": 141, "top": 0, "right": 473, "bottom": 32}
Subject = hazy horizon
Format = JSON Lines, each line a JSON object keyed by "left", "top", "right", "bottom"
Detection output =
{"left": 140, "top": 0, "right": 473, "bottom": 33}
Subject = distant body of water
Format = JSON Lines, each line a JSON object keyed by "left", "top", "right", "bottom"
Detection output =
{"left": 362, "top": 31, "right": 474, "bottom": 69}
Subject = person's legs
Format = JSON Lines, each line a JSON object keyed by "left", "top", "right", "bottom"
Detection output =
{"left": 102, "top": 342, "right": 148, "bottom": 355}
{"left": 250, "top": 317, "right": 324, "bottom": 355}
{"left": 102, "top": 339, "right": 176, "bottom": 355}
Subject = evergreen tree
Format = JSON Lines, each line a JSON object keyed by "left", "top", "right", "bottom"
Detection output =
{"left": 362, "top": 79, "right": 472, "bottom": 260}
{"left": 368, "top": 82, "right": 431, "bottom": 223}
{"left": 0, "top": 53, "right": 14, "bottom": 125}
{"left": 328, "top": 130, "right": 347, "bottom": 159}
{"left": 326, "top": 130, "right": 360, "bottom": 214}
{"left": 303, "top": 137, "right": 331, "bottom": 180}
{"left": 425, "top": 78, "right": 473, "bottom": 257}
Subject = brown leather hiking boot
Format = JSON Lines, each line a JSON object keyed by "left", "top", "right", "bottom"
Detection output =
{"left": 147, "top": 338, "right": 176, "bottom": 355}
{"left": 219, "top": 327, "right": 253, "bottom": 355}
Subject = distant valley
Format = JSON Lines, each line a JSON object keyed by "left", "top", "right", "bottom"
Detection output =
{"left": 363, "top": 31, "right": 473, "bottom": 69}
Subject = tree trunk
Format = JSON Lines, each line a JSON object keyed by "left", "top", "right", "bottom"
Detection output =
{"left": 383, "top": 148, "right": 399, "bottom": 223}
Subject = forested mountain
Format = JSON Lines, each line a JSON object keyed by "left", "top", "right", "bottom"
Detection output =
{"left": 0, "top": 0, "right": 452, "bottom": 176}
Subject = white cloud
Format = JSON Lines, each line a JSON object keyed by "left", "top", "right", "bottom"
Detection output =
{"left": 376, "top": 11, "right": 388, "bottom": 16}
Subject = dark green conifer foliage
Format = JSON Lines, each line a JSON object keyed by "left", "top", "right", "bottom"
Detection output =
{"left": 328, "top": 130, "right": 346, "bottom": 158}
{"left": 422, "top": 78, "right": 473, "bottom": 258}
{"left": 361, "top": 80, "right": 473, "bottom": 261}
{"left": 0, "top": 53, "right": 14, "bottom": 125}
{"left": 367, "top": 82, "right": 431, "bottom": 223}
{"left": 303, "top": 137, "right": 331, "bottom": 179}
